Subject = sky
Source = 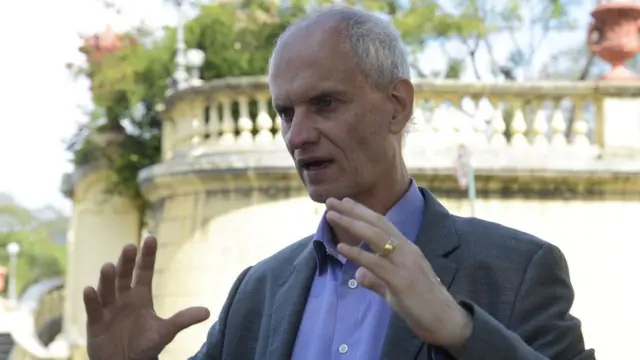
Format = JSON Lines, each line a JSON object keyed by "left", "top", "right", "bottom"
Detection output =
{"left": 0, "top": 0, "right": 176, "bottom": 214}
{"left": 0, "top": 0, "right": 594, "bottom": 214}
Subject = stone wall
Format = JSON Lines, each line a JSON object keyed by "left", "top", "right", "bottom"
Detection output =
{"left": 138, "top": 168, "right": 639, "bottom": 360}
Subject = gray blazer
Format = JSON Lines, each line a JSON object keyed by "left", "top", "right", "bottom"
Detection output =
{"left": 188, "top": 188, "right": 595, "bottom": 360}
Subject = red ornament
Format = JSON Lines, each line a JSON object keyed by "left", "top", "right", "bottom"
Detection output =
{"left": 588, "top": 3, "right": 640, "bottom": 80}
{"left": 0, "top": 267, "right": 7, "bottom": 293}
{"left": 80, "top": 26, "right": 125, "bottom": 63}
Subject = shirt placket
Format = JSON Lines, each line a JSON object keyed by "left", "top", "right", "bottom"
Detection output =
{"left": 331, "top": 260, "right": 363, "bottom": 359}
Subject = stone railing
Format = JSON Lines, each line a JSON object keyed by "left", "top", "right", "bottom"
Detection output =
{"left": 9, "top": 278, "right": 69, "bottom": 360}
{"left": 157, "top": 76, "right": 640, "bottom": 168}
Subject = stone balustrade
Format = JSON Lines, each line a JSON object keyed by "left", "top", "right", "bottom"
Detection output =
{"left": 157, "top": 76, "right": 640, "bottom": 169}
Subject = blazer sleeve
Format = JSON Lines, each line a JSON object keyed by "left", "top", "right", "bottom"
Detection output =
{"left": 455, "top": 243, "right": 596, "bottom": 360}
{"left": 187, "top": 266, "right": 253, "bottom": 360}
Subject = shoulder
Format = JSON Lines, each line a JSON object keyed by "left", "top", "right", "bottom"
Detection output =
{"left": 240, "top": 234, "right": 314, "bottom": 283}
{"left": 454, "top": 215, "right": 547, "bottom": 251}
{"left": 451, "top": 215, "right": 563, "bottom": 272}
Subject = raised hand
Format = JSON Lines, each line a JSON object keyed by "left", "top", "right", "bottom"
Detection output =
{"left": 83, "top": 236, "right": 210, "bottom": 360}
{"left": 325, "top": 198, "right": 472, "bottom": 354}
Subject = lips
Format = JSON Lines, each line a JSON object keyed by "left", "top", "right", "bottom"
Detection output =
{"left": 297, "top": 157, "right": 334, "bottom": 171}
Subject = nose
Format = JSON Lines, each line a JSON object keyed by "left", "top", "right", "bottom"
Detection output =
{"left": 283, "top": 113, "right": 320, "bottom": 150}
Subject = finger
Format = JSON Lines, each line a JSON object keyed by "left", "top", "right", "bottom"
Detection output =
{"left": 165, "top": 306, "right": 210, "bottom": 337}
{"left": 132, "top": 236, "right": 158, "bottom": 288}
{"left": 97, "top": 263, "right": 117, "bottom": 307}
{"left": 326, "top": 210, "right": 389, "bottom": 252}
{"left": 337, "top": 243, "right": 395, "bottom": 285}
{"left": 326, "top": 197, "right": 399, "bottom": 237}
{"left": 116, "top": 244, "right": 138, "bottom": 295}
{"left": 355, "top": 267, "right": 387, "bottom": 296}
{"left": 83, "top": 286, "right": 104, "bottom": 327}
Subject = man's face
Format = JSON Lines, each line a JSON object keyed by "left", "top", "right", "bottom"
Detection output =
{"left": 268, "top": 21, "right": 403, "bottom": 203}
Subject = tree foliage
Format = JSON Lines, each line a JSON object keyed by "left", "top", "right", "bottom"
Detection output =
{"left": 67, "top": 0, "right": 582, "bottom": 216}
{"left": 67, "top": 0, "right": 306, "bottom": 214}
{"left": 0, "top": 196, "right": 67, "bottom": 296}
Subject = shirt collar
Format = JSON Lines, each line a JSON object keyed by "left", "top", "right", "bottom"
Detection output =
{"left": 312, "top": 178, "right": 425, "bottom": 272}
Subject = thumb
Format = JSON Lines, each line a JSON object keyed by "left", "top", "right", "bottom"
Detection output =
{"left": 355, "top": 267, "right": 387, "bottom": 295}
{"left": 165, "top": 306, "right": 211, "bottom": 336}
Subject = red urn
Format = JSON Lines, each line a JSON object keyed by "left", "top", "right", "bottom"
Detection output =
{"left": 588, "top": 3, "right": 640, "bottom": 80}
{"left": 80, "top": 26, "right": 126, "bottom": 63}
{"left": 0, "top": 266, "right": 7, "bottom": 293}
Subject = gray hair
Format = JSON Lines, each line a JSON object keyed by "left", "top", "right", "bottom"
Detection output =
{"left": 274, "top": 6, "right": 411, "bottom": 90}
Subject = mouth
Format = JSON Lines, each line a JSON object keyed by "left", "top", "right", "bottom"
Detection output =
{"left": 298, "top": 158, "right": 334, "bottom": 171}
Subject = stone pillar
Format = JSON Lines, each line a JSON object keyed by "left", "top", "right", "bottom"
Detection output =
{"left": 599, "top": 95, "right": 640, "bottom": 157}
{"left": 587, "top": 3, "right": 640, "bottom": 157}
{"left": 60, "top": 168, "right": 141, "bottom": 360}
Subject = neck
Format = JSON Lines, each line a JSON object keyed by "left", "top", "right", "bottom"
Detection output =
{"left": 334, "top": 162, "right": 411, "bottom": 246}
{"left": 354, "top": 168, "right": 411, "bottom": 215}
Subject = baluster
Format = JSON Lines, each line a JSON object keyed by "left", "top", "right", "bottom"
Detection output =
{"left": 218, "top": 97, "right": 235, "bottom": 147}
{"left": 451, "top": 97, "right": 466, "bottom": 140}
{"left": 550, "top": 105, "right": 567, "bottom": 147}
{"left": 237, "top": 95, "right": 254, "bottom": 146}
{"left": 571, "top": 98, "right": 590, "bottom": 147}
{"left": 412, "top": 105, "right": 429, "bottom": 136}
{"left": 450, "top": 98, "right": 473, "bottom": 144}
{"left": 190, "top": 100, "right": 206, "bottom": 145}
{"left": 404, "top": 104, "right": 428, "bottom": 151}
{"left": 489, "top": 100, "right": 507, "bottom": 146}
{"left": 471, "top": 109, "right": 487, "bottom": 146}
{"left": 430, "top": 99, "right": 450, "bottom": 146}
{"left": 431, "top": 99, "right": 446, "bottom": 132}
{"left": 510, "top": 101, "right": 528, "bottom": 147}
{"left": 419, "top": 100, "right": 436, "bottom": 140}
{"left": 161, "top": 113, "right": 175, "bottom": 160}
{"left": 460, "top": 96, "right": 483, "bottom": 145}
{"left": 172, "top": 104, "right": 190, "bottom": 148}
{"left": 255, "top": 94, "right": 275, "bottom": 145}
{"left": 531, "top": 103, "right": 549, "bottom": 147}
{"left": 273, "top": 113, "right": 285, "bottom": 146}
{"left": 207, "top": 101, "right": 221, "bottom": 143}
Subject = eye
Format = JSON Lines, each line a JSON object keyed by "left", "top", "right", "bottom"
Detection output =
{"left": 315, "top": 97, "right": 334, "bottom": 109}
{"left": 278, "top": 108, "right": 294, "bottom": 122}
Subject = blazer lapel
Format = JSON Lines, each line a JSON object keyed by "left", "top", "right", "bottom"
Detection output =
{"left": 266, "top": 240, "right": 317, "bottom": 360}
{"left": 381, "top": 188, "right": 460, "bottom": 360}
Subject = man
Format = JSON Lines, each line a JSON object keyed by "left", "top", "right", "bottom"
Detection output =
{"left": 83, "top": 6, "right": 595, "bottom": 360}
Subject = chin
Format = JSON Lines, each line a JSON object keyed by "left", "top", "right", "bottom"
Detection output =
{"left": 305, "top": 184, "right": 349, "bottom": 203}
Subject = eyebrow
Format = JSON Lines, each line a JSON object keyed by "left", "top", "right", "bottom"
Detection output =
{"left": 273, "top": 89, "right": 350, "bottom": 111}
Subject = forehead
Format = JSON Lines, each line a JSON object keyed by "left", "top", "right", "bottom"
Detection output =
{"left": 268, "top": 20, "right": 367, "bottom": 106}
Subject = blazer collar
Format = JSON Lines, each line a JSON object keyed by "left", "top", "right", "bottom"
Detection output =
{"left": 266, "top": 236, "right": 317, "bottom": 360}
{"left": 380, "top": 187, "right": 460, "bottom": 360}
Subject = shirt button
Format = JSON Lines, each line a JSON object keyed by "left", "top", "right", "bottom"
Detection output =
{"left": 338, "top": 344, "right": 348, "bottom": 354}
{"left": 347, "top": 279, "right": 358, "bottom": 289}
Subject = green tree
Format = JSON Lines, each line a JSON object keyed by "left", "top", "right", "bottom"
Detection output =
{"left": 67, "top": 0, "right": 307, "bottom": 216}
{"left": 0, "top": 196, "right": 67, "bottom": 296}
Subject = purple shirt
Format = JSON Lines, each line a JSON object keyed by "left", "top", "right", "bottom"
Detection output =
{"left": 290, "top": 179, "right": 425, "bottom": 360}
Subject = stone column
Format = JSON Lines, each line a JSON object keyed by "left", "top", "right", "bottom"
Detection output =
{"left": 587, "top": 3, "right": 640, "bottom": 157}
{"left": 598, "top": 92, "right": 640, "bottom": 157}
{"left": 60, "top": 167, "right": 141, "bottom": 360}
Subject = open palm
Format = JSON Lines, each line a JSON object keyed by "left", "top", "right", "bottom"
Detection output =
{"left": 83, "top": 237, "right": 210, "bottom": 360}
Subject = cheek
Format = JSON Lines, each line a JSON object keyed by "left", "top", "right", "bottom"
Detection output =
{"left": 341, "top": 114, "right": 388, "bottom": 169}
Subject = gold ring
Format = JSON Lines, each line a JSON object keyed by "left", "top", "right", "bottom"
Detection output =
{"left": 378, "top": 237, "right": 399, "bottom": 257}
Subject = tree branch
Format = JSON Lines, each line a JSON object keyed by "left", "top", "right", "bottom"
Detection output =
{"left": 463, "top": 36, "right": 483, "bottom": 80}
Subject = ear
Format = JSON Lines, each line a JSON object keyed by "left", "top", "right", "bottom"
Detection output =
{"left": 387, "top": 78, "right": 414, "bottom": 135}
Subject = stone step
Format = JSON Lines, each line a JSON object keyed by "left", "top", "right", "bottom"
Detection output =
{"left": 0, "top": 333, "right": 13, "bottom": 360}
